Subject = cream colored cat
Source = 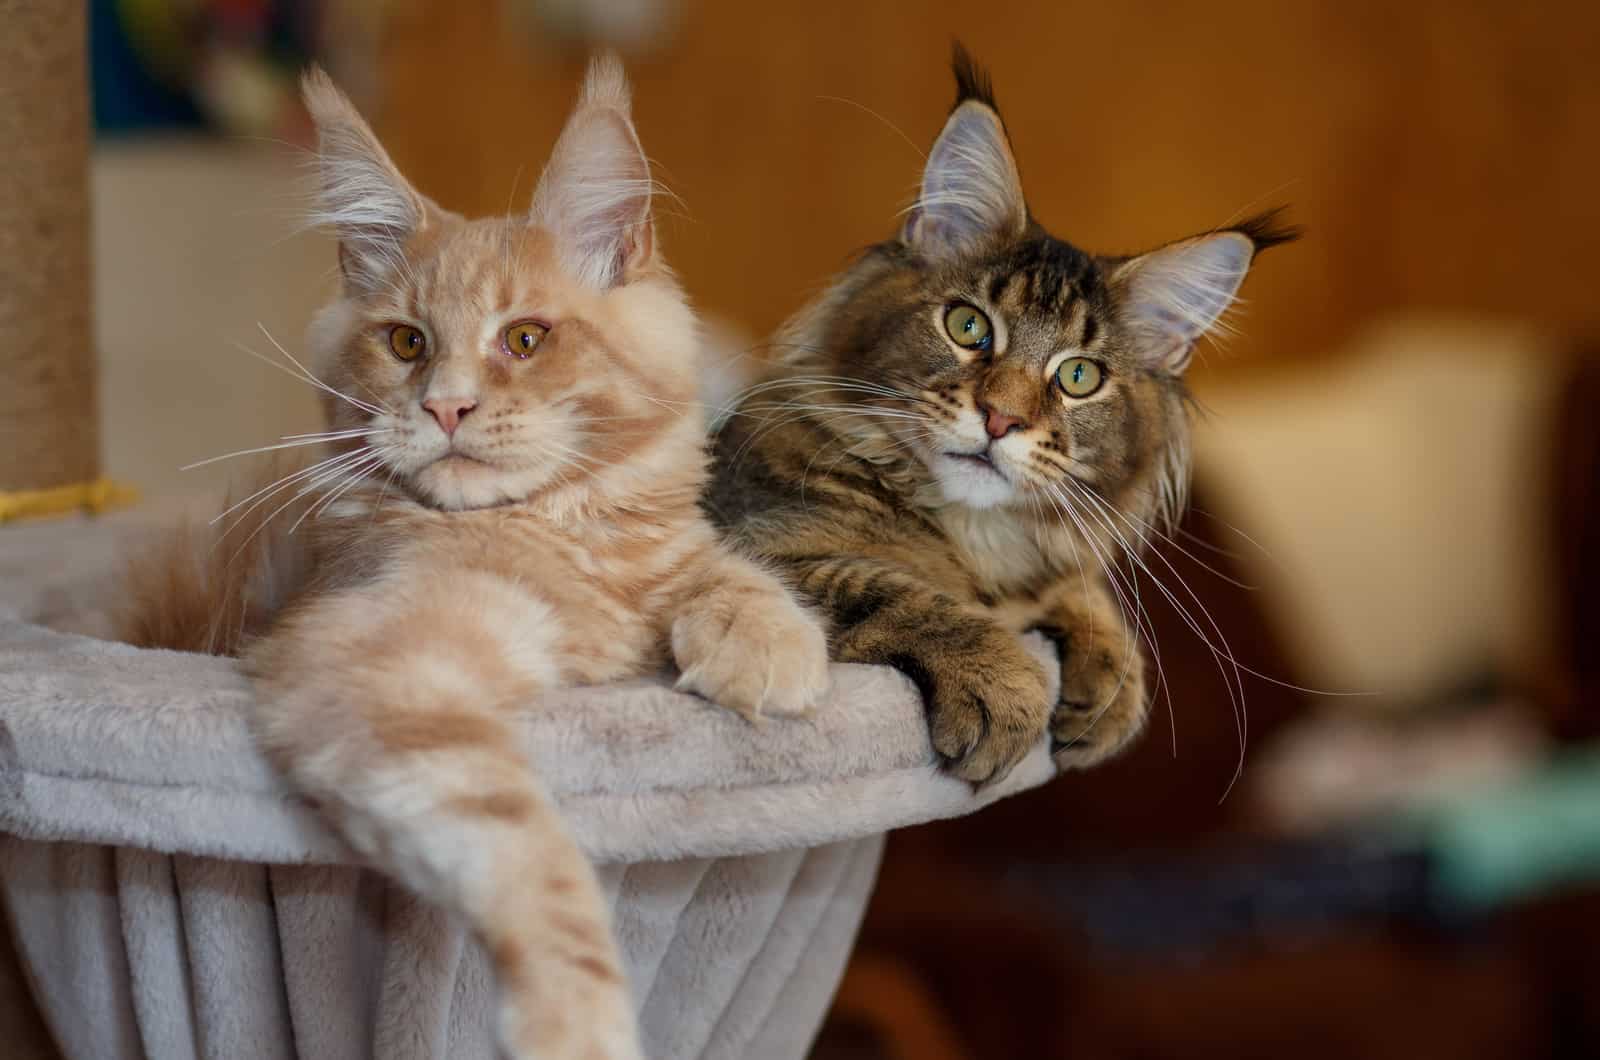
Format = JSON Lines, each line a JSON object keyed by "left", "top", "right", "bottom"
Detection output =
{"left": 123, "top": 59, "right": 828, "bottom": 1060}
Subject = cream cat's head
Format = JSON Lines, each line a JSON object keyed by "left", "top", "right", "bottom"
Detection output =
{"left": 787, "top": 47, "right": 1295, "bottom": 528}
{"left": 303, "top": 58, "right": 701, "bottom": 512}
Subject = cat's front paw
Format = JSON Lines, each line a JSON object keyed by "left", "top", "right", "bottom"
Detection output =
{"left": 1046, "top": 618, "right": 1150, "bottom": 770}
{"left": 672, "top": 581, "right": 831, "bottom": 719}
{"left": 495, "top": 988, "right": 642, "bottom": 1060}
{"left": 891, "top": 621, "right": 1051, "bottom": 786}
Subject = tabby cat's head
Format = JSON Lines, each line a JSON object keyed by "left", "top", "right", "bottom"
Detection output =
{"left": 792, "top": 47, "right": 1295, "bottom": 525}
{"left": 303, "top": 58, "right": 701, "bottom": 513}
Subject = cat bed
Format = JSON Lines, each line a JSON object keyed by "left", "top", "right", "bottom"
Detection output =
{"left": 0, "top": 512, "right": 1057, "bottom": 1059}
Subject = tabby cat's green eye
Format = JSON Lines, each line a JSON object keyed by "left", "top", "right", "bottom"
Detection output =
{"left": 504, "top": 321, "right": 548, "bottom": 359}
{"left": 388, "top": 324, "right": 425, "bottom": 362}
{"left": 943, "top": 304, "right": 992, "bottom": 349}
{"left": 1056, "top": 357, "right": 1104, "bottom": 398}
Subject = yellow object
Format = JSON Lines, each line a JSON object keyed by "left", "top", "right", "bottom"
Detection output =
{"left": 0, "top": 479, "right": 139, "bottom": 523}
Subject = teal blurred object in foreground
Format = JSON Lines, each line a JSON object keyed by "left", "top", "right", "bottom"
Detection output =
{"left": 1010, "top": 747, "right": 1600, "bottom": 959}
{"left": 1411, "top": 750, "right": 1600, "bottom": 913}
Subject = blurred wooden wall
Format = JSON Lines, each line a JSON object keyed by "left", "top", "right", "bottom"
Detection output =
{"left": 374, "top": 0, "right": 1599, "bottom": 378}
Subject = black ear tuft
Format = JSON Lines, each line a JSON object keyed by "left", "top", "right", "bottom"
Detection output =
{"left": 951, "top": 41, "right": 1000, "bottom": 113}
{"left": 1232, "top": 207, "right": 1302, "bottom": 254}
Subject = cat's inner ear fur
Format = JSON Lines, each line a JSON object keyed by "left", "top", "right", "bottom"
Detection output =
{"left": 302, "top": 68, "right": 438, "bottom": 295}
{"left": 529, "top": 54, "right": 655, "bottom": 290}
{"left": 1110, "top": 232, "right": 1254, "bottom": 375}
{"left": 902, "top": 98, "right": 1028, "bottom": 257}
{"left": 1110, "top": 212, "right": 1297, "bottom": 374}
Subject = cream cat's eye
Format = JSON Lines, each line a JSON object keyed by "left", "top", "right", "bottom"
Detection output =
{"left": 504, "top": 322, "right": 548, "bottom": 359}
{"left": 1056, "top": 357, "right": 1103, "bottom": 398}
{"left": 388, "top": 324, "right": 425, "bottom": 362}
{"left": 943, "top": 304, "right": 992, "bottom": 349}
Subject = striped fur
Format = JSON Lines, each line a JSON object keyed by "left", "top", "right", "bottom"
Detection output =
{"left": 706, "top": 46, "right": 1294, "bottom": 783}
{"left": 121, "top": 59, "right": 827, "bottom": 1060}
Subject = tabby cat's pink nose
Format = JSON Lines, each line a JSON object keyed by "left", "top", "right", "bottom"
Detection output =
{"left": 423, "top": 397, "right": 477, "bottom": 438}
{"left": 982, "top": 406, "right": 1024, "bottom": 439}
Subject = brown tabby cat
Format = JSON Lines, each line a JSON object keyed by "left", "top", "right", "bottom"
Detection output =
{"left": 122, "top": 60, "right": 828, "bottom": 1059}
{"left": 705, "top": 47, "right": 1295, "bottom": 785}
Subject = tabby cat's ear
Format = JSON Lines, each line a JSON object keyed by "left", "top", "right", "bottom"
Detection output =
{"left": 901, "top": 47, "right": 1028, "bottom": 257}
{"left": 1110, "top": 210, "right": 1299, "bottom": 374}
{"left": 302, "top": 68, "right": 441, "bottom": 295}
{"left": 530, "top": 54, "right": 655, "bottom": 289}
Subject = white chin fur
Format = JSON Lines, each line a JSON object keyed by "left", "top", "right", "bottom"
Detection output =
{"left": 932, "top": 456, "right": 1017, "bottom": 509}
{"left": 413, "top": 457, "right": 547, "bottom": 511}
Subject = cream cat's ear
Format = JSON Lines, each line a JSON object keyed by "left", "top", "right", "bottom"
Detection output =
{"left": 302, "top": 68, "right": 442, "bottom": 294}
{"left": 901, "top": 45, "right": 1028, "bottom": 258}
{"left": 530, "top": 54, "right": 655, "bottom": 289}
{"left": 1110, "top": 210, "right": 1299, "bottom": 374}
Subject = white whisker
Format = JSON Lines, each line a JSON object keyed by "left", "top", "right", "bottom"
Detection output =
{"left": 224, "top": 448, "right": 380, "bottom": 564}
{"left": 209, "top": 447, "right": 365, "bottom": 526}
{"left": 214, "top": 447, "right": 378, "bottom": 545}
{"left": 281, "top": 427, "right": 395, "bottom": 442}
{"left": 294, "top": 451, "right": 391, "bottom": 532}
{"left": 182, "top": 434, "right": 371, "bottom": 471}
{"left": 255, "top": 322, "right": 391, "bottom": 416}
{"left": 1064, "top": 478, "right": 1249, "bottom": 796}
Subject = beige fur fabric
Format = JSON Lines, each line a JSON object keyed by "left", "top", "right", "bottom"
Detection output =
{"left": 0, "top": 835, "right": 886, "bottom": 1060}
{"left": 0, "top": 513, "right": 1056, "bottom": 1060}
{"left": 0, "top": 618, "right": 1052, "bottom": 865}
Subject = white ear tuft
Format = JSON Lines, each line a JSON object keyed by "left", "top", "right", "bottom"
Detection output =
{"left": 529, "top": 54, "right": 655, "bottom": 289}
{"left": 577, "top": 50, "right": 632, "bottom": 115}
{"left": 301, "top": 68, "right": 430, "bottom": 294}
{"left": 902, "top": 101, "right": 1027, "bottom": 257}
{"left": 1113, "top": 232, "right": 1255, "bottom": 374}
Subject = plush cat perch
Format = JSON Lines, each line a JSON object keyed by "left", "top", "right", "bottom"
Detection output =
{"left": 0, "top": 514, "right": 1058, "bottom": 1059}
{"left": 0, "top": 10, "right": 1058, "bottom": 1053}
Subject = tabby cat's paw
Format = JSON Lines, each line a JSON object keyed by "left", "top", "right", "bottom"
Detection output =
{"left": 1048, "top": 621, "right": 1150, "bottom": 770}
{"left": 895, "top": 624, "right": 1050, "bottom": 786}
{"left": 672, "top": 585, "right": 831, "bottom": 719}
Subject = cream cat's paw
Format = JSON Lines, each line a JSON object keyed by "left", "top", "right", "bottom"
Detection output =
{"left": 672, "top": 577, "right": 831, "bottom": 718}
{"left": 1046, "top": 618, "right": 1150, "bottom": 770}
{"left": 496, "top": 990, "right": 642, "bottom": 1060}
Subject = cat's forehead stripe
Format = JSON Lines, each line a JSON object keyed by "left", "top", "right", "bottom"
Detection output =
{"left": 982, "top": 236, "right": 1096, "bottom": 321}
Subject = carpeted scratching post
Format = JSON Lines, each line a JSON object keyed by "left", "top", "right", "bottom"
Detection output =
{"left": 0, "top": 0, "right": 111, "bottom": 518}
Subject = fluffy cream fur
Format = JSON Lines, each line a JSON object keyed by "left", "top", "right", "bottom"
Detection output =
{"left": 121, "top": 58, "right": 829, "bottom": 1060}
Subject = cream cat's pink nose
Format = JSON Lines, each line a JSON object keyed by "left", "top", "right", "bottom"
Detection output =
{"left": 423, "top": 397, "right": 477, "bottom": 437}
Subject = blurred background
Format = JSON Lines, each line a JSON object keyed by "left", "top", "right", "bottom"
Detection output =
{"left": 67, "top": 0, "right": 1600, "bottom": 1056}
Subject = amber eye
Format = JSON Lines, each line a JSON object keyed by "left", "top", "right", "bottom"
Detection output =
{"left": 504, "top": 321, "right": 548, "bottom": 359}
{"left": 388, "top": 324, "right": 425, "bottom": 362}
{"left": 943, "top": 304, "right": 992, "bottom": 349}
{"left": 1056, "top": 357, "right": 1104, "bottom": 398}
